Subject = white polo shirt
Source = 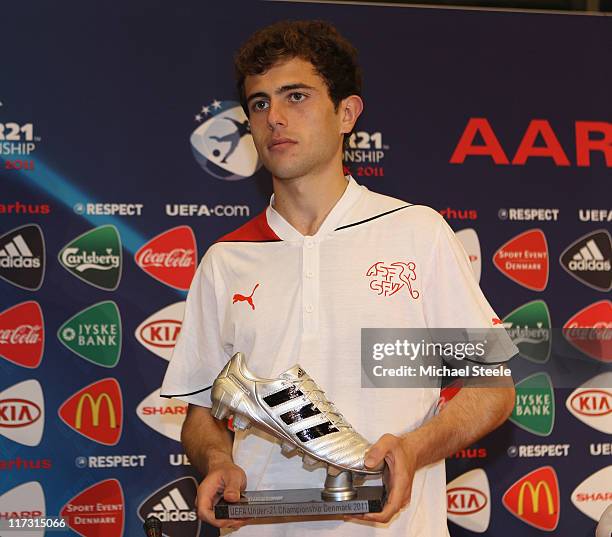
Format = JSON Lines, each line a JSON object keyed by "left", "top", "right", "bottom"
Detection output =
{"left": 161, "top": 177, "right": 517, "bottom": 537}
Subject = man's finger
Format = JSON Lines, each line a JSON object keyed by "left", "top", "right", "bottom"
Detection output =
{"left": 364, "top": 435, "right": 393, "bottom": 468}
{"left": 223, "top": 470, "right": 245, "bottom": 502}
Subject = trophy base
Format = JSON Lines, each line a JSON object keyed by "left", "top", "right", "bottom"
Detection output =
{"left": 215, "top": 485, "right": 386, "bottom": 519}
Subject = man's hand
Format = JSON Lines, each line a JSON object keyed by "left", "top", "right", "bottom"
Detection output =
{"left": 351, "top": 433, "right": 417, "bottom": 523}
{"left": 196, "top": 460, "right": 252, "bottom": 529}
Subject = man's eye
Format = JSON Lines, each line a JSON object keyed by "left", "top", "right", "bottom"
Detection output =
{"left": 252, "top": 101, "right": 269, "bottom": 112}
{"left": 289, "top": 93, "right": 306, "bottom": 103}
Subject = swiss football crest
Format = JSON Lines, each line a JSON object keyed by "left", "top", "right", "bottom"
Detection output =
{"left": 366, "top": 261, "right": 419, "bottom": 299}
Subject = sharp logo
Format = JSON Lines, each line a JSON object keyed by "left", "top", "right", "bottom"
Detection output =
{"left": 563, "top": 300, "right": 611, "bottom": 362}
{"left": 493, "top": 229, "right": 549, "bottom": 291}
{"left": 138, "top": 476, "right": 200, "bottom": 537}
{"left": 60, "top": 479, "right": 124, "bottom": 537}
{"left": 571, "top": 466, "right": 612, "bottom": 522}
{"left": 58, "top": 378, "right": 123, "bottom": 445}
{"left": 135, "top": 302, "right": 185, "bottom": 360}
{"left": 0, "top": 481, "right": 46, "bottom": 537}
{"left": 190, "top": 99, "right": 262, "bottom": 181}
{"left": 559, "top": 230, "right": 612, "bottom": 291}
{"left": 0, "top": 301, "right": 44, "bottom": 368}
{"left": 58, "top": 301, "right": 122, "bottom": 368}
{"left": 0, "top": 224, "right": 45, "bottom": 290}
{"left": 566, "top": 373, "right": 612, "bottom": 434}
{"left": 456, "top": 229, "right": 481, "bottom": 282}
{"left": 135, "top": 226, "right": 197, "bottom": 291}
{"left": 446, "top": 469, "right": 490, "bottom": 532}
{"left": 0, "top": 379, "right": 44, "bottom": 446}
{"left": 58, "top": 225, "right": 122, "bottom": 290}
{"left": 502, "top": 300, "right": 551, "bottom": 363}
{"left": 509, "top": 373, "right": 554, "bottom": 436}
{"left": 136, "top": 388, "right": 187, "bottom": 442}
{"left": 503, "top": 466, "right": 560, "bottom": 531}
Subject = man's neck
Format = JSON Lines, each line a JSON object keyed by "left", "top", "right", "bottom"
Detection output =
{"left": 271, "top": 167, "right": 348, "bottom": 236}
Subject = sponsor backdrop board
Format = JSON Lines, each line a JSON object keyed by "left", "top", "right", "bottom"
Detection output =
{"left": 1, "top": 2, "right": 610, "bottom": 536}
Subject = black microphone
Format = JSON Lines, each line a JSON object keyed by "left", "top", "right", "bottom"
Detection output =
{"left": 143, "top": 516, "right": 162, "bottom": 537}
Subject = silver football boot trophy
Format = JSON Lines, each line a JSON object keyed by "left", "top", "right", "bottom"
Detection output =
{"left": 211, "top": 352, "right": 386, "bottom": 519}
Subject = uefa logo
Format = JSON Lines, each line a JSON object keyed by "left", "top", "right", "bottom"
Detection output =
{"left": 190, "top": 99, "right": 262, "bottom": 181}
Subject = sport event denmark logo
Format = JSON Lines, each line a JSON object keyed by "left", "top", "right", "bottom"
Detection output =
{"left": 509, "top": 373, "right": 554, "bottom": 436}
{"left": 571, "top": 466, "right": 612, "bottom": 522}
{"left": 137, "top": 388, "right": 188, "bottom": 442}
{"left": 0, "top": 379, "right": 44, "bottom": 446}
{"left": 0, "top": 224, "right": 45, "bottom": 290}
{"left": 59, "top": 378, "right": 123, "bottom": 445}
{"left": 456, "top": 228, "right": 481, "bottom": 282}
{"left": 135, "top": 302, "right": 185, "bottom": 360}
{"left": 58, "top": 301, "right": 122, "bottom": 367}
{"left": 190, "top": 99, "right": 262, "bottom": 181}
{"left": 0, "top": 301, "right": 44, "bottom": 368}
{"left": 503, "top": 466, "right": 560, "bottom": 531}
{"left": 0, "top": 481, "right": 45, "bottom": 536}
{"left": 446, "top": 468, "right": 490, "bottom": 533}
{"left": 135, "top": 226, "right": 196, "bottom": 290}
{"left": 563, "top": 300, "right": 611, "bottom": 362}
{"left": 138, "top": 476, "right": 200, "bottom": 537}
{"left": 366, "top": 261, "right": 419, "bottom": 298}
{"left": 60, "top": 479, "right": 124, "bottom": 537}
{"left": 566, "top": 372, "right": 612, "bottom": 434}
{"left": 502, "top": 300, "right": 551, "bottom": 363}
{"left": 559, "top": 229, "right": 611, "bottom": 291}
{"left": 58, "top": 225, "right": 122, "bottom": 290}
{"left": 493, "top": 229, "right": 548, "bottom": 291}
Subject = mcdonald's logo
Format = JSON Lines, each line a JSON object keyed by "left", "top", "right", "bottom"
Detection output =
{"left": 503, "top": 466, "right": 560, "bottom": 531}
{"left": 58, "top": 378, "right": 123, "bottom": 445}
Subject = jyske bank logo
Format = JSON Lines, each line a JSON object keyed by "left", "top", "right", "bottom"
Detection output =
{"left": 60, "top": 479, "right": 124, "bottom": 537}
{"left": 136, "top": 388, "right": 187, "bottom": 442}
{"left": 571, "top": 466, "right": 612, "bottom": 522}
{"left": 0, "top": 224, "right": 45, "bottom": 290}
{"left": 138, "top": 476, "right": 200, "bottom": 537}
{"left": 59, "top": 378, "right": 123, "bottom": 445}
{"left": 563, "top": 300, "right": 611, "bottom": 362}
{"left": 446, "top": 468, "right": 490, "bottom": 533}
{"left": 0, "top": 301, "right": 44, "bottom": 368}
{"left": 503, "top": 300, "right": 551, "bottom": 363}
{"left": 566, "top": 372, "right": 612, "bottom": 434}
{"left": 560, "top": 230, "right": 611, "bottom": 291}
{"left": 0, "top": 481, "right": 45, "bottom": 536}
{"left": 493, "top": 229, "right": 548, "bottom": 291}
{"left": 190, "top": 99, "right": 262, "bottom": 181}
{"left": 58, "top": 225, "right": 122, "bottom": 290}
{"left": 135, "top": 302, "right": 185, "bottom": 360}
{"left": 509, "top": 373, "right": 555, "bottom": 436}
{"left": 456, "top": 228, "right": 482, "bottom": 283}
{"left": 0, "top": 379, "right": 44, "bottom": 446}
{"left": 58, "top": 301, "right": 122, "bottom": 367}
{"left": 135, "top": 227, "right": 196, "bottom": 290}
{"left": 503, "top": 466, "right": 560, "bottom": 531}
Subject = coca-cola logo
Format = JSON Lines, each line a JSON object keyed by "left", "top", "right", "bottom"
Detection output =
{"left": 0, "top": 398, "right": 42, "bottom": 428}
{"left": 136, "top": 248, "right": 195, "bottom": 268}
{"left": 0, "top": 325, "right": 42, "bottom": 345}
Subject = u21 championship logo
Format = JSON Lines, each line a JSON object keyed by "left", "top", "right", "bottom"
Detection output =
{"left": 563, "top": 300, "right": 611, "bottom": 362}
{"left": 58, "top": 378, "right": 123, "bottom": 445}
{"left": 0, "top": 379, "right": 44, "bottom": 447}
{"left": 60, "top": 479, "right": 124, "bottom": 537}
{"left": 0, "top": 301, "right": 44, "bottom": 368}
{"left": 135, "top": 226, "right": 196, "bottom": 290}
{"left": 559, "top": 229, "right": 611, "bottom": 291}
{"left": 503, "top": 466, "right": 560, "bottom": 531}
{"left": 447, "top": 468, "right": 490, "bottom": 533}
{"left": 190, "top": 99, "right": 262, "bottom": 181}
{"left": 493, "top": 229, "right": 548, "bottom": 291}
{"left": 58, "top": 225, "right": 122, "bottom": 290}
{"left": 366, "top": 261, "right": 419, "bottom": 298}
{"left": 0, "top": 224, "right": 45, "bottom": 290}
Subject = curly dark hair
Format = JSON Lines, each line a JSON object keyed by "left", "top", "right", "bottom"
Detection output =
{"left": 234, "top": 20, "right": 362, "bottom": 116}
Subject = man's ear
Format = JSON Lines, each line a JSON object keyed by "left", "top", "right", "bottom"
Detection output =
{"left": 339, "top": 95, "right": 364, "bottom": 135}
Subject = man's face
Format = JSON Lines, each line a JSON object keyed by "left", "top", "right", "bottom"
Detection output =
{"left": 244, "top": 57, "right": 345, "bottom": 181}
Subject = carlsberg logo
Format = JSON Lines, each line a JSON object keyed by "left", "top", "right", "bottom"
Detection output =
{"left": 509, "top": 373, "right": 555, "bottom": 436}
{"left": 503, "top": 301, "right": 551, "bottom": 363}
{"left": 58, "top": 226, "right": 122, "bottom": 290}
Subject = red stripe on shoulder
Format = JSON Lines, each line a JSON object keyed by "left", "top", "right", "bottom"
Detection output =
{"left": 216, "top": 210, "right": 281, "bottom": 242}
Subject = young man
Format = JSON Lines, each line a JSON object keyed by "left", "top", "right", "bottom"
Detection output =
{"left": 161, "top": 20, "right": 517, "bottom": 536}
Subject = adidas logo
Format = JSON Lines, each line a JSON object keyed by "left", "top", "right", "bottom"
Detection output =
{"left": 148, "top": 487, "right": 196, "bottom": 522}
{"left": 568, "top": 239, "right": 609, "bottom": 271}
{"left": 560, "top": 230, "right": 611, "bottom": 291}
{"left": 0, "top": 234, "right": 41, "bottom": 268}
{"left": 0, "top": 225, "right": 45, "bottom": 290}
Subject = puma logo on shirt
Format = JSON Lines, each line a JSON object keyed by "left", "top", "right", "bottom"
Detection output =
{"left": 233, "top": 283, "right": 260, "bottom": 310}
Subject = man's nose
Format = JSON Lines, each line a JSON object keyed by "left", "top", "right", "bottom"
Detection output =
{"left": 267, "top": 100, "right": 287, "bottom": 129}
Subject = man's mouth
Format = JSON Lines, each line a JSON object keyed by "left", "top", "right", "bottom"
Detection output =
{"left": 268, "top": 138, "right": 297, "bottom": 150}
